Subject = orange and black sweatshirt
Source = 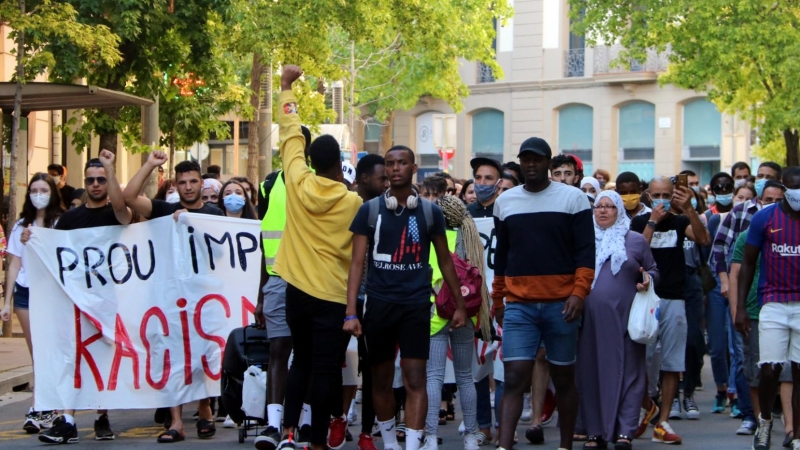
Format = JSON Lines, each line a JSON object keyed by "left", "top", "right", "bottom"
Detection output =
{"left": 491, "top": 182, "right": 595, "bottom": 308}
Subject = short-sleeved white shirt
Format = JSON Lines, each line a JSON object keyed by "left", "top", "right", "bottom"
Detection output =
{"left": 7, "top": 220, "right": 34, "bottom": 288}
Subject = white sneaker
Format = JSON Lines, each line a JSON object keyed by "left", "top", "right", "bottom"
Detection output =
{"left": 792, "top": 439, "right": 800, "bottom": 450}
{"left": 520, "top": 393, "right": 532, "bottom": 423}
{"left": 347, "top": 406, "right": 359, "bottom": 425}
{"left": 22, "top": 409, "right": 40, "bottom": 434}
{"left": 355, "top": 389, "right": 363, "bottom": 404}
{"left": 465, "top": 432, "right": 480, "bottom": 450}
{"left": 420, "top": 434, "right": 438, "bottom": 450}
{"left": 39, "top": 411, "right": 59, "bottom": 429}
{"left": 222, "top": 415, "right": 236, "bottom": 428}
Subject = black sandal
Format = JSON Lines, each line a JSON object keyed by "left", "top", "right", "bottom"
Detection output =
{"left": 439, "top": 409, "right": 447, "bottom": 426}
{"left": 584, "top": 436, "right": 608, "bottom": 449}
{"left": 197, "top": 419, "right": 216, "bottom": 439}
{"left": 446, "top": 404, "right": 455, "bottom": 421}
{"left": 157, "top": 429, "right": 185, "bottom": 443}
{"left": 615, "top": 435, "right": 632, "bottom": 450}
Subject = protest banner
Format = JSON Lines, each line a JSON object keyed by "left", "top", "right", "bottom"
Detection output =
{"left": 26, "top": 214, "right": 261, "bottom": 411}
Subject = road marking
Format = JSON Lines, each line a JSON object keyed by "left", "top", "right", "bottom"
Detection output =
{"left": 0, "top": 427, "right": 91, "bottom": 441}
{"left": 0, "top": 409, "right": 91, "bottom": 426}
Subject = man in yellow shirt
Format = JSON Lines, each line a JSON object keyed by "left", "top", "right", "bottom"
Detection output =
{"left": 273, "top": 66, "right": 363, "bottom": 450}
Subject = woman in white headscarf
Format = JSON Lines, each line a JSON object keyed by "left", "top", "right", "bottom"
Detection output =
{"left": 575, "top": 191, "right": 660, "bottom": 450}
{"left": 581, "top": 177, "right": 602, "bottom": 204}
{"left": 201, "top": 178, "right": 222, "bottom": 204}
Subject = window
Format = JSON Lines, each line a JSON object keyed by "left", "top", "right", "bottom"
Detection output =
{"left": 558, "top": 105, "right": 593, "bottom": 174}
{"left": 478, "top": 18, "right": 498, "bottom": 83}
{"left": 565, "top": 10, "right": 585, "bottom": 77}
{"left": 363, "top": 119, "right": 382, "bottom": 153}
{"left": 618, "top": 102, "right": 655, "bottom": 179}
{"left": 472, "top": 109, "right": 504, "bottom": 160}
{"left": 683, "top": 99, "right": 721, "bottom": 160}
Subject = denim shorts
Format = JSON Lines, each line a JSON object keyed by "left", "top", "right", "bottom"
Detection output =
{"left": 502, "top": 301, "right": 580, "bottom": 365}
{"left": 13, "top": 284, "right": 29, "bottom": 310}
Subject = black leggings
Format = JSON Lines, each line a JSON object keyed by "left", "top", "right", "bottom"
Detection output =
{"left": 283, "top": 284, "right": 348, "bottom": 446}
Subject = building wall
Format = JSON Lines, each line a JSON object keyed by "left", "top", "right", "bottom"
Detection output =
{"left": 388, "top": 0, "right": 751, "bottom": 184}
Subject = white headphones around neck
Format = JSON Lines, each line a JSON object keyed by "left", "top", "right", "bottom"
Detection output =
{"left": 385, "top": 188, "right": 419, "bottom": 210}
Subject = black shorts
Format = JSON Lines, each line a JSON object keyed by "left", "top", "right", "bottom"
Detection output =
{"left": 363, "top": 296, "right": 430, "bottom": 364}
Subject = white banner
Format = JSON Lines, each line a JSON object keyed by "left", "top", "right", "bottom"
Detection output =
{"left": 26, "top": 214, "right": 261, "bottom": 411}
{"left": 475, "top": 218, "right": 495, "bottom": 290}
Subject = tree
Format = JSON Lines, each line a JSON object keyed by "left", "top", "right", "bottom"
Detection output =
{"left": 570, "top": 0, "right": 800, "bottom": 166}
{"left": 0, "top": 0, "right": 120, "bottom": 222}
{"left": 330, "top": 0, "right": 512, "bottom": 151}
{"left": 48, "top": 0, "right": 244, "bottom": 157}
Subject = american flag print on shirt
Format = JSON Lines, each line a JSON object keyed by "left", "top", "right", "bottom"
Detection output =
{"left": 393, "top": 216, "right": 422, "bottom": 263}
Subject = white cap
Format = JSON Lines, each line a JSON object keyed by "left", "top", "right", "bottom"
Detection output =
{"left": 342, "top": 161, "right": 356, "bottom": 184}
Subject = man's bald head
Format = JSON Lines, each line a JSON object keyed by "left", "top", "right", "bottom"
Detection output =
{"left": 649, "top": 176, "right": 674, "bottom": 201}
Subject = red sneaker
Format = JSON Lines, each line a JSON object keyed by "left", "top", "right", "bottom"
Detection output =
{"left": 541, "top": 389, "right": 557, "bottom": 425}
{"left": 328, "top": 417, "right": 347, "bottom": 450}
{"left": 357, "top": 433, "right": 379, "bottom": 450}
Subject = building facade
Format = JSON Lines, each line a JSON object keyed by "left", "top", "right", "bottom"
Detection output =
{"left": 389, "top": 0, "right": 753, "bottom": 183}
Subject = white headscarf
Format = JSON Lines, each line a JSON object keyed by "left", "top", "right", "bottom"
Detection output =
{"left": 202, "top": 178, "right": 222, "bottom": 194}
{"left": 581, "top": 177, "right": 601, "bottom": 199}
{"left": 592, "top": 191, "right": 630, "bottom": 288}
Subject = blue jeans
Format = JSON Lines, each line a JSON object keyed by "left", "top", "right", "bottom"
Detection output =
{"left": 476, "top": 375, "right": 493, "bottom": 430}
{"left": 730, "top": 319, "right": 756, "bottom": 421}
{"left": 503, "top": 301, "right": 580, "bottom": 365}
{"left": 705, "top": 275, "right": 730, "bottom": 389}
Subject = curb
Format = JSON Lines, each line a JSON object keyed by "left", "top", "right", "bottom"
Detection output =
{"left": 0, "top": 365, "right": 32, "bottom": 396}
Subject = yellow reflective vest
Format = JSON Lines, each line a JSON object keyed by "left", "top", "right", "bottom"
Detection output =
{"left": 260, "top": 172, "right": 286, "bottom": 276}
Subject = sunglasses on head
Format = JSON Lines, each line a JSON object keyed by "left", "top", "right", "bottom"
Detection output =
{"left": 84, "top": 176, "right": 108, "bottom": 185}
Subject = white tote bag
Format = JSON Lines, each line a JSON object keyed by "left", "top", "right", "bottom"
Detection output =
{"left": 241, "top": 365, "right": 268, "bottom": 419}
{"left": 627, "top": 282, "right": 660, "bottom": 345}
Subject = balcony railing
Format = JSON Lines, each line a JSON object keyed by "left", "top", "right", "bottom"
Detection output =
{"left": 478, "top": 62, "right": 495, "bottom": 83}
{"left": 593, "top": 44, "right": 669, "bottom": 75}
{"left": 564, "top": 48, "right": 585, "bottom": 77}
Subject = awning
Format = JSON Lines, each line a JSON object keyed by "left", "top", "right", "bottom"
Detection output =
{"left": 0, "top": 82, "right": 153, "bottom": 115}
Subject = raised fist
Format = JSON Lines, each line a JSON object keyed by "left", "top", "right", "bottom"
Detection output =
{"left": 281, "top": 65, "right": 303, "bottom": 90}
{"left": 98, "top": 149, "right": 115, "bottom": 167}
{"left": 147, "top": 151, "right": 168, "bottom": 167}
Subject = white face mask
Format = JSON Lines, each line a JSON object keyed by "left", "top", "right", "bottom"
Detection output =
{"left": 785, "top": 188, "right": 800, "bottom": 211}
{"left": 734, "top": 179, "right": 746, "bottom": 189}
{"left": 52, "top": 176, "right": 61, "bottom": 185}
{"left": 30, "top": 193, "right": 50, "bottom": 210}
{"left": 166, "top": 192, "right": 180, "bottom": 204}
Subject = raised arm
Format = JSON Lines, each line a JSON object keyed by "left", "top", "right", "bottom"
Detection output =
{"left": 123, "top": 151, "right": 168, "bottom": 218}
{"left": 278, "top": 65, "right": 309, "bottom": 189}
{"left": 675, "top": 186, "right": 710, "bottom": 246}
{"left": 98, "top": 149, "right": 132, "bottom": 225}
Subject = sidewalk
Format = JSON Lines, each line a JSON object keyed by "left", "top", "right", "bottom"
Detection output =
{"left": 0, "top": 315, "right": 32, "bottom": 396}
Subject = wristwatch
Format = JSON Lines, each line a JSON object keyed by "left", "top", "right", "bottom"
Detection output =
{"left": 647, "top": 220, "right": 657, "bottom": 229}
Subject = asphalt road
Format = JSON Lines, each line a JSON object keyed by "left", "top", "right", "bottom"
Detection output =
{"left": 0, "top": 363, "right": 780, "bottom": 449}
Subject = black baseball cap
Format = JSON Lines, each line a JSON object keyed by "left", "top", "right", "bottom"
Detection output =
{"left": 470, "top": 157, "right": 503, "bottom": 177}
{"left": 518, "top": 137, "right": 552, "bottom": 158}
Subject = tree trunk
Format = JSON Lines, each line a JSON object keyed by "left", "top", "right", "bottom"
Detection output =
{"left": 169, "top": 131, "right": 176, "bottom": 177}
{"left": 4, "top": 0, "right": 25, "bottom": 338}
{"left": 379, "top": 111, "right": 394, "bottom": 153}
{"left": 247, "top": 52, "right": 264, "bottom": 183}
{"left": 98, "top": 106, "right": 121, "bottom": 154}
{"left": 784, "top": 129, "right": 799, "bottom": 168}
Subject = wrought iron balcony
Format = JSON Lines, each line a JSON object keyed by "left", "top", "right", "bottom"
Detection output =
{"left": 593, "top": 44, "right": 669, "bottom": 78}
{"left": 478, "top": 62, "right": 495, "bottom": 83}
{"left": 564, "top": 48, "right": 585, "bottom": 78}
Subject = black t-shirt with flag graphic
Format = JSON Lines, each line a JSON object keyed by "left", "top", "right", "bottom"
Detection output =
{"left": 350, "top": 195, "right": 446, "bottom": 305}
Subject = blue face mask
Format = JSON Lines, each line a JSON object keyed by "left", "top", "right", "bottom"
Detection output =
{"left": 708, "top": 195, "right": 716, "bottom": 205}
{"left": 755, "top": 178, "right": 768, "bottom": 197}
{"left": 473, "top": 183, "right": 497, "bottom": 204}
{"left": 715, "top": 193, "right": 733, "bottom": 206}
{"left": 691, "top": 186, "right": 700, "bottom": 193}
{"left": 224, "top": 194, "right": 246, "bottom": 213}
{"left": 691, "top": 197, "right": 698, "bottom": 210}
{"left": 651, "top": 198, "right": 671, "bottom": 212}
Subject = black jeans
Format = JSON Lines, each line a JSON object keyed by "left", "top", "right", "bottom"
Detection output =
{"left": 683, "top": 269, "right": 706, "bottom": 397}
{"left": 283, "top": 284, "right": 348, "bottom": 446}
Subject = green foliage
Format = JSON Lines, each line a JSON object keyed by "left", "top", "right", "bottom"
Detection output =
{"left": 570, "top": 0, "right": 800, "bottom": 164}
{"left": 44, "top": 0, "right": 249, "bottom": 153}
{"left": 0, "top": 0, "right": 121, "bottom": 81}
{"left": 332, "top": 0, "right": 513, "bottom": 122}
{"left": 752, "top": 135, "right": 787, "bottom": 167}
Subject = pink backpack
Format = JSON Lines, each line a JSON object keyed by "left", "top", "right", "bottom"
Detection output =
{"left": 435, "top": 253, "right": 484, "bottom": 319}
